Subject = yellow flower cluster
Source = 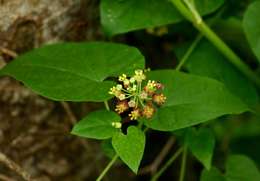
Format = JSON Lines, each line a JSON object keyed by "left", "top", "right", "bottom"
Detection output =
{"left": 109, "top": 69, "right": 166, "bottom": 121}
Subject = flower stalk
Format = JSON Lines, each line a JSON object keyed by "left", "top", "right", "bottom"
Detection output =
{"left": 171, "top": 0, "right": 260, "bottom": 89}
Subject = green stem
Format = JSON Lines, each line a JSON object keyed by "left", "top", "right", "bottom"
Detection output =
{"left": 176, "top": 34, "right": 203, "bottom": 71}
{"left": 172, "top": 0, "right": 193, "bottom": 21}
{"left": 179, "top": 147, "right": 187, "bottom": 181}
{"left": 175, "top": 7, "right": 224, "bottom": 71}
{"left": 96, "top": 154, "right": 119, "bottom": 181}
{"left": 151, "top": 147, "right": 184, "bottom": 181}
{"left": 171, "top": 0, "right": 260, "bottom": 89}
{"left": 104, "top": 101, "right": 110, "bottom": 111}
{"left": 196, "top": 21, "right": 260, "bottom": 88}
{"left": 183, "top": 0, "right": 202, "bottom": 23}
{"left": 143, "top": 127, "right": 149, "bottom": 133}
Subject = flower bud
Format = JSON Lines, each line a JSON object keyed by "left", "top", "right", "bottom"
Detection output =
{"left": 156, "top": 83, "right": 164, "bottom": 90}
{"left": 128, "top": 99, "right": 136, "bottom": 108}
{"left": 112, "top": 122, "right": 122, "bottom": 129}
{"left": 118, "top": 93, "right": 126, "bottom": 100}
{"left": 139, "top": 91, "right": 148, "bottom": 99}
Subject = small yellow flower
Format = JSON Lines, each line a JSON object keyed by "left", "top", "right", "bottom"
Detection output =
{"left": 109, "top": 86, "right": 121, "bottom": 97}
{"left": 123, "top": 79, "right": 130, "bottom": 87}
{"left": 118, "top": 93, "right": 126, "bottom": 100}
{"left": 115, "top": 101, "right": 129, "bottom": 114}
{"left": 134, "top": 69, "right": 146, "bottom": 82}
{"left": 153, "top": 93, "right": 167, "bottom": 105}
{"left": 129, "top": 109, "right": 141, "bottom": 120}
{"left": 109, "top": 86, "right": 116, "bottom": 95}
{"left": 119, "top": 74, "right": 127, "bottom": 81}
{"left": 144, "top": 80, "right": 157, "bottom": 94}
{"left": 135, "top": 69, "right": 143, "bottom": 75}
{"left": 142, "top": 104, "right": 155, "bottom": 119}
{"left": 116, "top": 84, "right": 123, "bottom": 90}
{"left": 127, "top": 84, "right": 137, "bottom": 92}
{"left": 130, "top": 77, "right": 136, "bottom": 83}
{"left": 147, "top": 80, "right": 156, "bottom": 89}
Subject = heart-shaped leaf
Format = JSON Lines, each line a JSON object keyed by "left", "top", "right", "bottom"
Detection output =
{"left": 71, "top": 110, "right": 121, "bottom": 140}
{"left": 112, "top": 126, "right": 145, "bottom": 173}
{"left": 201, "top": 155, "right": 260, "bottom": 181}
{"left": 176, "top": 39, "right": 258, "bottom": 107}
{"left": 144, "top": 70, "right": 249, "bottom": 131}
{"left": 0, "top": 42, "right": 145, "bottom": 102}
{"left": 243, "top": 1, "right": 260, "bottom": 62}
{"left": 101, "top": 0, "right": 224, "bottom": 35}
{"left": 185, "top": 128, "right": 215, "bottom": 170}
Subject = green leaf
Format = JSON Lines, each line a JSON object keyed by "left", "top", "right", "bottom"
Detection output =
{"left": 230, "top": 135, "right": 260, "bottom": 168}
{"left": 201, "top": 155, "right": 260, "bottom": 181}
{"left": 185, "top": 128, "right": 215, "bottom": 170}
{"left": 226, "top": 155, "right": 260, "bottom": 181}
{"left": 101, "top": 0, "right": 224, "bottom": 35}
{"left": 201, "top": 167, "right": 226, "bottom": 181}
{"left": 0, "top": 42, "right": 145, "bottom": 102}
{"left": 71, "top": 110, "right": 121, "bottom": 140}
{"left": 181, "top": 39, "right": 258, "bottom": 107}
{"left": 243, "top": 1, "right": 260, "bottom": 62}
{"left": 112, "top": 126, "right": 145, "bottom": 173}
{"left": 144, "top": 70, "right": 249, "bottom": 131}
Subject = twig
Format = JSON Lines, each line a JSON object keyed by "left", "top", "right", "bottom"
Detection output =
{"left": 0, "top": 174, "right": 15, "bottom": 181}
{"left": 0, "top": 47, "right": 18, "bottom": 58}
{"left": 0, "top": 152, "right": 32, "bottom": 181}
{"left": 179, "top": 146, "right": 187, "bottom": 181}
{"left": 151, "top": 147, "right": 184, "bottom": 181}
{"left": 60, "top": 101, "right": 91, "bottom": 150}
{"left": 22, "top": 138, "right": 54, "bottom": 156}
{"left": 139, "top": 137, "right": 176, "bottom": 175}
{"left": 60, "top": 101, "right": 77, "bottom": 124}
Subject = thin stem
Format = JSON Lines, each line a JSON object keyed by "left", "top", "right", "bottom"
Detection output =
{"left": 151, "top": 147, "right": 184, "bottom": 181}
{"left": 0, "top": 152, "right": 32, "bottom": 181}
{"left": 104, "top": 101, "right": 110, "bottom": 111}
{"left": 144, "top": 127, "right": 149, "bottom": 133}
{"left": 139, "top": 137, "right": 176, "bottom": 175}
{"left": 124, "top": 95, "right": 134, "bottom": 100}
{"left": 171, "top": 0, "right": 260, "bottom": 89}
{"left": 179, "top": 147, "right": 187, "bottom": 181}
{"left": 183, "top": 0, "right": 202, "bottom": 23}
{"left": 196, "top": 21, "right": 260, "bottom": 88}
{"left": 96, "top": 154, "right": 119, "bottom": 181}
{"left": 175, "top": 34, "right": 203, "bottom": 71}
{"left": 175, "top": 6, "right": 224, "bottom": 71}
{"left": 171, "top": 0, "right": 193, "bottom": 21}
{"left": 121, "top": 88, "right": 132, "bottom": 94}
